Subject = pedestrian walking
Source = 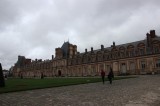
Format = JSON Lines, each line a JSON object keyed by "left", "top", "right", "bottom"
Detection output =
{"left": 101, "top": 69, "right": 105, "bottom": 84}
{"left": 108, "top": 67, "right": 114, "bottom": 84}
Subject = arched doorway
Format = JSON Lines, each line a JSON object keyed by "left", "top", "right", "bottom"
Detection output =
{"left": 58, "top": 70, "right": 61, "bottom": 77}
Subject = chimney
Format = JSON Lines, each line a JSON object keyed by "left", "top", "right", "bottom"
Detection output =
{"left": 113, "top": 41, "right": 115, "bottom": 46}
{"left": 91, "top": 47, "right": 93, "bottom": 52}
{"left": 85, "top": 49, "right": 87, "bottom": 53}
{"left": 146, "top": 33, "right": 151, "bottom": 47}
{"left": 146, "top": 33, "right": 150, "bottom": 37}
{"left": 52, "top": 55, "right": 54, "bottom": 60}
{"left": 150, "top": 30, "right": 156, "bottom": 38}
{"left": 101, "top": 45, "right": 104, "bottom": 50}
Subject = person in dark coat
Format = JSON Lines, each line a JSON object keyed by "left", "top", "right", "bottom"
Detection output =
{"left": 101, "top": 69, "right": 105, "bottom": 84}
{"left": 108, "top": 67, "right": 114, "bottom": 84}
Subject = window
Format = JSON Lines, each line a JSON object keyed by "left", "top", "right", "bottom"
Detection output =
{"left": 156, "top": 59, "right": 160, "bottom": 68}
{"left": 120, "top": 52, "right": 125, "bottom": 58}
{"left": 113, "top": 52, "right": 118, "bottom": 59}
{"left": 78, "top": 58, "right": 82, "bottom": 64}
{"left": 97, "top": 52, "right": 103, "bottom": 61}
{"left": 122, "top": 63, "right": 125, "bottom": 66}
{"left": 112, "top": 53, "right": 115, "bottom": 59}
{"left": 72, "top": 59, "right": 76, "bottom": 65}
{"left": 153, "top": 46, "right": 159, "bottom": 53}
{"left": 68, "top": 59, "right": 72, "bottom": 65}
{"left": 129, "top": 51, "right": 134, "bottom": 57}
{"left": 141, "top": 61, "right": 145, "bottom": 69}
{"left": 83, "top": 55, "right": 88, "bottom": 63}
{"left": 97, "top": 54, "right": 103, "bottom": 61}
{"left": 139, "top": 49, "right": 145, "bottom": 55}
{"left": 91, "top": 55, "right": 96, "bottom": 62}
{"left": 106, "top": 65, "right": 110, "bottom": 71}
{"left": 104, "top": 54, "right": 109, "bottom": 60}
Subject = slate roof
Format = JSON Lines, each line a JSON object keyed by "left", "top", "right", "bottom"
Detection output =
{"left": 78, "top": 36, "right": 160, "bottom": 56}
{"left": 61, "top": 41, "right": 70, "bottom": 58}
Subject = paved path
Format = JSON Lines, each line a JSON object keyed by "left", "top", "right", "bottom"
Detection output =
{"left": 0, "top": 75, "right": 160, "bottom": 106}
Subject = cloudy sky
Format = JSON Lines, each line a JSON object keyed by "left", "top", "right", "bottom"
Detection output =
{"left": 0, "top": 0, "right": 160, "bottom": 69}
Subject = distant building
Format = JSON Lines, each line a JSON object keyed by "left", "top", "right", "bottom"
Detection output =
{"left": 3, "top": 69, "right": 8, "bottom": 76}
{"left": 12, "top": 30, "right": 160, "bottom": 77}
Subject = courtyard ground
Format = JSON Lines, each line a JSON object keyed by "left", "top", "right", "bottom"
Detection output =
{"left": 0, "top": 75, "right": 160, "bottom": 106}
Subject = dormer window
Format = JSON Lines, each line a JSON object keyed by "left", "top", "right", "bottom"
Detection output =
{"left": 120, "top": 52, "right": 125, "bottom": 58}
{"left": 129, "top": 51, "right": 134, "bottom": 57}
{"left": 139, "top": 49, "right": 145, "bottom": 55}
{"left": 153, "top": 46, "right": 159, "bottom": 53}
{"left": 97, "top": 53, "right": 103, "bottom": 61}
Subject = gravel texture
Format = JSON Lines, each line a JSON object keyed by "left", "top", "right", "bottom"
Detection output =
{"left": 0, "top": 75, "right": 160, "bottom": 106}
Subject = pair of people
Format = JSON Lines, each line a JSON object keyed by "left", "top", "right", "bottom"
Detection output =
{"left": 101, "top": 67, "right": 114, "bottom": 84}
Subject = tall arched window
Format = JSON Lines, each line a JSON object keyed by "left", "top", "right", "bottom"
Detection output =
{"left": 141, "top": 61, "right": 146, "bottom": 69}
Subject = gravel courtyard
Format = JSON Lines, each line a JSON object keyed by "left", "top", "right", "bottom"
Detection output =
{"left": 0, "top": 75, "right": 160, "bottom": 106}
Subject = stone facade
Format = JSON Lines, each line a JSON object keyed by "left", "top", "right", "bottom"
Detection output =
{"left": 12, "top": 30, "right": 160, "bottom": 77}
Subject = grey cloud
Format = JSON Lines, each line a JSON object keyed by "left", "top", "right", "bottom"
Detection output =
{"left": 0, "top": 0, "right": 20, "bottom": 30}
{"left": 0, "top": 0, "right": 160, "bottom": 69}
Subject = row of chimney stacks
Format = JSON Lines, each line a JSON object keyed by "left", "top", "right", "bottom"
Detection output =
{"left": 85, "top": 43, "right": 115, "bottom": 53}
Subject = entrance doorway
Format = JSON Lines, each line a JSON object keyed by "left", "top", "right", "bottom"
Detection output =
{"left": 58, "top": 70, "right": 61, "bottom": 77}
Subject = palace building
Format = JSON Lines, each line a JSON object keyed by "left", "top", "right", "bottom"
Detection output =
{"left": 12, "top": 30, "right": 160, "bottom": 77}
